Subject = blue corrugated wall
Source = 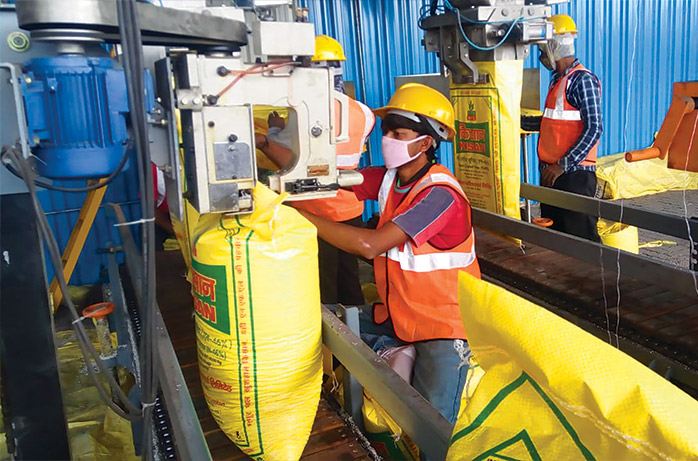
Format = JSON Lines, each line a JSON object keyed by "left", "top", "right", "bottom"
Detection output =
{"left": 302, "top": 0, "right": 698, "bottom": 188}
{"left": 42, "top": 0, "right": 698, "bottom": 285}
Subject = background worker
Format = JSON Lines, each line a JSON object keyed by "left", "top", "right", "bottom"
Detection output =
{"left": 537, "top": 14, "right": 603, "bottom": 242}
{"left": 295, "top": 83, "right": 480, "bottom": 424}
{"left": 256, "top": 35, "right": 374, "bottom": 307}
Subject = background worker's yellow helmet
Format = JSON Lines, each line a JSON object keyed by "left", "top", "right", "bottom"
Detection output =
{"left": 312, "top": 35, "right": 347, "bottom": 62}
{"left": 549, "top": 15, "right": 578, "bottom": 35}
{"left": 374, "top": 83, "right": 456, "bottom": 140}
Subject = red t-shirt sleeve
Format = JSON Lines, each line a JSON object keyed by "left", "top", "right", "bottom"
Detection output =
{"left": 152, "top": 163, "right": 169, "bottom": 212}
{"left": 392, "top": 185, "right": 471, "bottom": 249}
{"left": 352, "top": 167, "right": 387, "bottom": 201}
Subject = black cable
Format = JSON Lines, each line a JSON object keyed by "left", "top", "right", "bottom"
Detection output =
{"left": 1, "top": 142, "right": 132, "bottom": 192}
{"left": 7, "top": 149, "right": 142, "bottom": 421}
{"left": 430, "top": 0, "right": 438, "bottom": 16}
{"left": 116, "top": 1, "right": 159, "bottom": 458}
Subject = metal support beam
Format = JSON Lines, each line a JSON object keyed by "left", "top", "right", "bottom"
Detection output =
{"left": 472, "top": 208, "right": 698, "bottom": 300}
{"left": 335, "top": 305, "right": 364, "bottom": 433}
{"left": 322, "top": 307, "right": 453, "bottom": 460}
{"left": 107, "top": 204, "right": 212, "bottom": 461}
{"left": 520, "top": 183, "right": 698, "bottom": 240}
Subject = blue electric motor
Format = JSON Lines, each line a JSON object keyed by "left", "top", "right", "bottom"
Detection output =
{"left": 20, "top": 55, "right": 153, "bottom": 180}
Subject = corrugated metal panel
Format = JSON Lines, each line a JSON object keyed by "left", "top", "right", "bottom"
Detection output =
{"left": 302, "top": 0, "right": 698, "bottom": 191}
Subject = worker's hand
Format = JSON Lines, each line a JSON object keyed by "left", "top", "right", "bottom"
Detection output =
{"left": 268, "top": 111, "right": 285, "bottom": 130}
{"left": 541, "top": 164, "right": 564, "bottom": 187}
{"left": 255, "top": 133, "right": 268, "bottom": 150}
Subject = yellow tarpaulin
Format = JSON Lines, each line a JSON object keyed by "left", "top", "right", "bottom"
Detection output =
{"left": 596, "top": 152, "right": 698, "bottom": 200}
{"left": 449, "top": 273, "right": 698, "bottom": 460}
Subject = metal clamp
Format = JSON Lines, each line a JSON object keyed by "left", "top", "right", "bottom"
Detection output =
{"left": 0, "top": 63, "right": 31, "bottom": 159}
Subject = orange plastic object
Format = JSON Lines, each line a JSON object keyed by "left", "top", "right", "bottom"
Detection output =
{"left": 625, "top": 146, "right": 660, "bottom": 163}
{"left": 532, "top": 217, "right": 554, "bottom": 228}
{"left": 625, "top": 82, "right": 698, "bottom": 172}
{"left": 81, "top": 302, "right": 115, "bottom": 320}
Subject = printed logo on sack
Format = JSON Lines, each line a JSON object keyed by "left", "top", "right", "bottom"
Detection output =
{"left": 192, "top": 260, "right": 231, "bottom": 335}
{"left": 467, "top": 101, "right": 477, "bottom": 121}
{"left": 456, "top": 120, "right": 490, "bottom": 157}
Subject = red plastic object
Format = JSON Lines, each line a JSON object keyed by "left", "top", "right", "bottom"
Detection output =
{"left": 532, "top": 217, "right": 554, "bottom": 228}
{"left": 81, "top": 302, "right": 115, "bottom": 320}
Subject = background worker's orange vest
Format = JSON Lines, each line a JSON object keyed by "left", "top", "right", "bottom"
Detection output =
{"left": 334, "top": 94, "right": 375, "bottom": 170}
{"left": 292, "top": 189, "right": 363, "bottom": 222}
{"left": 294, "top": 94, "right": 374, "bottom": 222}
{"left": 539, "top": 64, "right": 601, "bottom": 167}
{"left": 373, "top": 164, "right": 481, "bottom": 342}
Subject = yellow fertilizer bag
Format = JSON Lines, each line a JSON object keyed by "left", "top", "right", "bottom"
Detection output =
{"left": 362, "top": 392, "right": 420, "bottom": 461}
{"left": 191, "top": 184, "right": 322, "bottom": 460}
{"left": 169, "top": 109, "right": 201, "bottom": 280}
{"left": 597, "top": 218, "right": 639, "bottom": 254}
{"left": 170, "top": 197, "right": 200, "bottom": 280}
{"left": 449, "top": 273, "right": 698, "bottom": 460}
{"left": 451, "top": 60, "right": 523, "bottom": 219}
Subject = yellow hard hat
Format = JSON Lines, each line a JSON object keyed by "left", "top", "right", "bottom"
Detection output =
{"left": 549, "top": 15, "right": 578, "bottom": 35}
{"left": 374, "top": 83, "right": 456, "bottom": 140}
{"left": 312, "top": 35, "right": 347, "bottom": 62}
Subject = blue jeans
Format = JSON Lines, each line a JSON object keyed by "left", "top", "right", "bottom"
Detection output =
{"left": 358, "top": 305, "right": 469, "bottom": 424}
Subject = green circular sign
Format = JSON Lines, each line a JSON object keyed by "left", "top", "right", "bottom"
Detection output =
{"left": 7, "top": 31, "right": 30, "bottom": 53}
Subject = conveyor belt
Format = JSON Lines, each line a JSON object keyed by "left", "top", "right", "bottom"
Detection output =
{"left": 155, "top": 251, "right": 372, "bottom": 461}
{"left": 475, "top": 227, "right": 698, "bottom": 397}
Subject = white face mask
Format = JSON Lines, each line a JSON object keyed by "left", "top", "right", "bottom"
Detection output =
{"left": 381, "top": 135, "right": 428, "bottom": 169}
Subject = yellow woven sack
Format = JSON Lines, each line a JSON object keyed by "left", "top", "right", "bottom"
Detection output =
{"left": 451, "top": 60, "right": 523, "bottom": 220}
{"left": 597, "top": 218, "right": 639, "bottom": 254}
{"left": 450, "top": 273, "right": 698, "bottom": 460}
{"left": 170, "top": 197, "right": 200, "bottom": 281}
{"left": 191, "top": 184, "right": 322, "bottom": 460}
{"left": 169, "top": 110, "right": 200, "bottom": 280}
{"left": 362, "top": 392, "right": 419, "bottom": 460}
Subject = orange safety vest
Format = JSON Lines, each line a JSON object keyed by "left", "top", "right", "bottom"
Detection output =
{"left": 538, "top": 63, "right": 600, "bottom": 167}
{"left": 294, "top": 94, "right": 373, "bottom": 222}
{"left": 334, "top": 94, "right": 375, "bottom": 170}
{"left": 373, "top": 164, "right": 481, "bottom": 342}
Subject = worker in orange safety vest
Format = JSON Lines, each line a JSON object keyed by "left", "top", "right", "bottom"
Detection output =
{"left": 256, "top": 35, "right": 374, "bottom": 307}
{"left": 296, "top": 83, "right": 480, "bottom": 424}
{"left": 536, "top": 14, "right": 602, "bottom": 242}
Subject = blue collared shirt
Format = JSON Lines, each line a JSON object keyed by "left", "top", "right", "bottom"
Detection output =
{"left": 540, "top": 59, "right": 603, "bottom": 173}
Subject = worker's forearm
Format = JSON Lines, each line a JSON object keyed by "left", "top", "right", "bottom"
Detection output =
{"left": 154, "top": 208, "right": 174, "bottom": 235}
{"left": 559, "top": 122, "right": 603, "bottom": 170}
{"left": 299, "top": 210, "right": 405, "bottom": 260}
{"left": 262, "top": 139, "right": 294, "bottom": 169}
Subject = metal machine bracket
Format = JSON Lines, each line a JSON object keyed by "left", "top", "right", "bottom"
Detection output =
{"left": 335, "top": 305, "right": 365, "bottom": 434}
{"left": 0, "top": 63, "right": 31, "bottom": 159}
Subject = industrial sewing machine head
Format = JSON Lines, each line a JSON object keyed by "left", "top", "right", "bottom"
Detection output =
{"left": 2, "top": 0, "right": 353, "bottom": 218}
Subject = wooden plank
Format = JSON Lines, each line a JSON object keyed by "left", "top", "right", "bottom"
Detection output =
{"left": 50, "top": 179, "right": 108, "bottom": 310}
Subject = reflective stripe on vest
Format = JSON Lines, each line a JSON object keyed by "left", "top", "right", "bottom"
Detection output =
{"left": 382, "top": 241, "right": 476, "bottom": 273}
{"left": 373, "top": 164, "right": 480, "bottom": 342}
{"left": 538, "top": 64, "right": 600, "bottom": 167}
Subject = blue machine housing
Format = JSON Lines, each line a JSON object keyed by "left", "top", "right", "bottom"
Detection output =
{"left": 20, "top": 55, "right": 154, "bottom": 180}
